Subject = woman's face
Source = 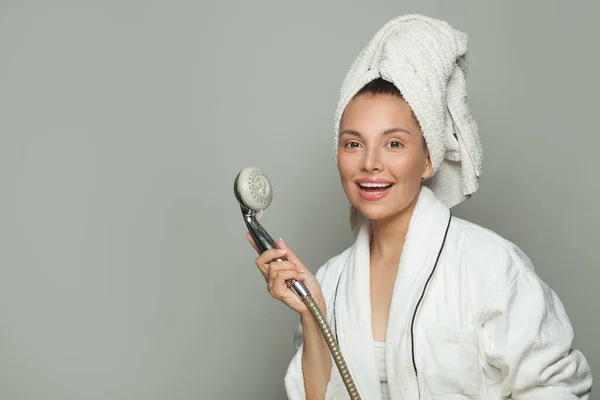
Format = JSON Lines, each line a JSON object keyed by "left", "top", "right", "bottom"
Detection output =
{"left": 337, "top": 93, "right": 432, "bottom": 222}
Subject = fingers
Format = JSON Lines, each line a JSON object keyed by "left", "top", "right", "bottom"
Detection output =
{"left": 246, "top": 233, "right": 287, "bottom": 264}
{"left": 246, "top": 234, "right": 306, "bottom": 284}
{"left": 267, "top": 267, "right": 306, "bottom": 297}
{"left": 276, "top": 238, "right": 303, "bottom": 267}
{"left": 267, "top": 259, "right": 304, "bottom": 278}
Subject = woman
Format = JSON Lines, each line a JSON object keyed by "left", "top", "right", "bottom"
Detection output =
{"left": 247, "top": 14, "right": 593, "bottom": 399}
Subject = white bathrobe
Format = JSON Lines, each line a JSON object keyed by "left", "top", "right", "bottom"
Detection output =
{"left": 284, "top": 187, "right": 593, "bottom": 399}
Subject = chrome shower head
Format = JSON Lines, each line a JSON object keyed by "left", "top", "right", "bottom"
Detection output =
{"left": 233, "top": 166, "right": 273, "bottom": 213}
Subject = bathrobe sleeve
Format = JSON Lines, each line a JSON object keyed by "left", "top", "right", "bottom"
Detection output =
{"left": 479, "top": 270, "right": 593, "bottom": 399}
{"left": 283, "top": 255, "right": 346, "bottom": 400}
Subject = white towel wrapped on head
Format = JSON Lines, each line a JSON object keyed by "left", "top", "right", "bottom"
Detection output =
{"left": 334, "top": 14, "right": 483, "bottom": 208}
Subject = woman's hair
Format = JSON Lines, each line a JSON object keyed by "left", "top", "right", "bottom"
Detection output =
{"left": 354, "top": 78, "right": 420, "bottom": 125}
{"left": 355, "top": 77, "right": 404, "bottom": 99}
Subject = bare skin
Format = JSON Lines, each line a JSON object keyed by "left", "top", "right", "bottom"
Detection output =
{"left": 337, "top": 94, "right": 431, "bottom": 342}
{"left": 248, "top": 92, "right": 431, "bottom": 398}
{"left": 247, "top": 235, "right": 331, "bottom": 399}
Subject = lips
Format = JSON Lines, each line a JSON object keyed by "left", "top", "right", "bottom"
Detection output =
{"left": 355, "top": 180, "right": 394, "bottom": 201}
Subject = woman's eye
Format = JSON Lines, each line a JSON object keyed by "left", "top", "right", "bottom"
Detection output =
{"left": 387, "top": 141, "right": 403, "bottom": 148}
{"left": 345, "top": 141, "right": 361, "bottom": 148}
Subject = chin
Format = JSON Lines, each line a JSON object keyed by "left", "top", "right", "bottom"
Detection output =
{"left": 354, "top": 203, "right": 398, "bottom": 221}
{"left": 351, "top": 192, "right": 418, "bottom": 223}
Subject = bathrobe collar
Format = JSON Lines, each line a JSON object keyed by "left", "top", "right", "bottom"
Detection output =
{"left": 333, "top": 186, "right": 452, "bottom": 399}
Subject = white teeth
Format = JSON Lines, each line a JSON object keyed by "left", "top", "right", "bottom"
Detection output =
{"left": 359, "top": 182, "right": 392, "bottom": 188}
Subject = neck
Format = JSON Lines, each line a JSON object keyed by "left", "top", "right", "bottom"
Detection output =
{"left": 369, "top": 189, "right": 421, "bottom": 268}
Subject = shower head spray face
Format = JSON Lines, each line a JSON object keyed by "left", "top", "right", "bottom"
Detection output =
{"left": 234, "top": 167, "right": 274, "bottom": 212}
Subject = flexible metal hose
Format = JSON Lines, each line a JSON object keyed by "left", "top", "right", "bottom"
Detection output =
{"left": 234, "top": 176, "right": 362, "bottom": 399}
{"left": 303, "top": 295, "right": 361, "bottom": 400}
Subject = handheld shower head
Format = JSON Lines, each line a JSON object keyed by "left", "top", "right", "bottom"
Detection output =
{"left": 233, "top": 166, "right": 361, "bottom": 399}
{"left": 234, "top": 167, "right": 273, "bottom": 213}
{"left": 233, "top": 167, "right": 288, "bottom": 258}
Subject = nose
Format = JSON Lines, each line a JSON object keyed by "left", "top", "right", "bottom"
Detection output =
{"left": 360, "top": 147, "right": 384, "bottom": 172}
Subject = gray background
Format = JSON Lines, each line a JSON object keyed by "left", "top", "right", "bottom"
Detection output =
{"left": 1, "top": 1, "right": 598, "bottom": 399}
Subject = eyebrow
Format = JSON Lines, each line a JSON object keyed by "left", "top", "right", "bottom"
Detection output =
{"left": 339, "top": 127, "right": 411, "bottom": 137}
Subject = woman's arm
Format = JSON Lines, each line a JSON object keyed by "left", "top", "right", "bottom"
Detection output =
{"left": 479, "top": 273, "right": 593, "bottom": 399}
{"left": 300, "top": 304, "right": 332, "bottom": 399}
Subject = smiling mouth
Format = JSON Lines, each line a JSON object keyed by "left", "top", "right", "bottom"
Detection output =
{"left": 357, "top": 182, "right": 393, "bottom": 193}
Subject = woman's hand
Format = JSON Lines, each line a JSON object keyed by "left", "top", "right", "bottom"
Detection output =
{"left": 247, "top": 234, "right": 326, "bottom": 317}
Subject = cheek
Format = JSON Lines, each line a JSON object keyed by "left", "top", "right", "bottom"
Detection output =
{"left": 386, "top": 152, "right": 426, "bottom": 179}
{"left": 337, "top": 153, "right": 356, "bottom": 179}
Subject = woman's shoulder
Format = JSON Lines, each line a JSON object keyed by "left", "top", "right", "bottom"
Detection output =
{"left": 448, "top": 216, "right": 537, "bottom": 286}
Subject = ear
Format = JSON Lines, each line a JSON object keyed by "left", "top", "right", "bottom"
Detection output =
{"left": 422, "top": 151, "right": 433, "bottom": 180}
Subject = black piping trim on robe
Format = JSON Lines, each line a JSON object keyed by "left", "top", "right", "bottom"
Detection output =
{"left": 332, "top": 211, "right": 453, "bottom": 398}
{"left": 334, "top": 273, "right": 342, "bottom": 343}
{"left": 411, "top": 211, "right": 452, "bottom": 398}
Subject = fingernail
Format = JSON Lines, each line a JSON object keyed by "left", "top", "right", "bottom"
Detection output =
{"left": 278, "top": 237, "right": 285, "bottom": 245}
{"left": 277, "top": 248, "right": 286, "bottom": 254}
{"left": 300, "top": 270, "right": 306, "bottom": 278}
